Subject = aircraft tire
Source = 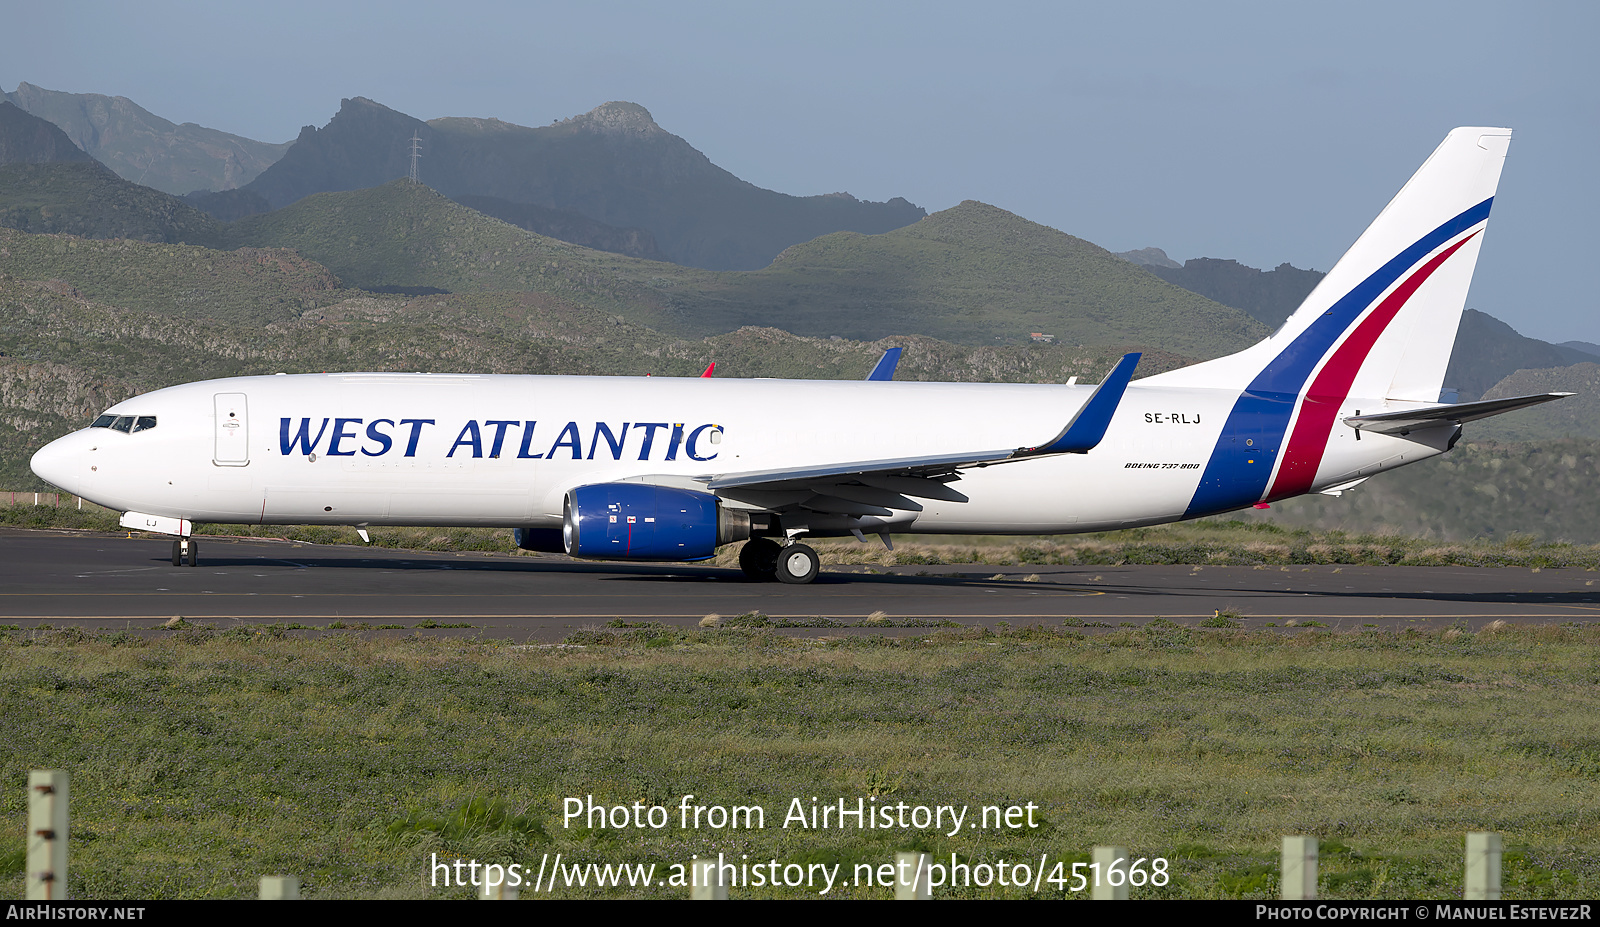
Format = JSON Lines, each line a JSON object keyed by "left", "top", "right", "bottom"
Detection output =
{"left": 172, "top": 540, "right": 182, "bottom": 567}
{"left": 774, "top": 543, "right": 819, "bottom": 585}
{"left": 186, "top": 541, "right": 199, "bottom": 568}
{"left": 739, "top": 537, "right": 780, "bottom": 581}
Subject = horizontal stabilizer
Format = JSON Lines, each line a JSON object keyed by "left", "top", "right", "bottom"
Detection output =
{"left": 1344, "top": 392, "right": 1573, "bottom": 435}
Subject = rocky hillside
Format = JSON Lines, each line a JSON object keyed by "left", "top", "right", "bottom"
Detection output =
{"left": 1140, "top": 257, "right": 1323, "bottom": 329}
{"left": 0, "top": 228, "right": 340, "bottom": 322}
{"left": 0, "top": 162, "right": 223, "bottom": 244}
{"left": 451, "top": 194, "right": 667, "bottom": 261}
{"left": 1444, "top": 310, "right": 1597, "bottom": 402}
{"left": 0, "top": 101, "right": 95, "bottom": 165}
{"left": 221, "top": 181, "right": 1266, "bottom": 354}
{"left": 1470, "top": 364, "right": 1600, "bottom": 443}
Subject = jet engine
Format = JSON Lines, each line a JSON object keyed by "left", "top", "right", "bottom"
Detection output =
{"left": 563, "top": 483, "right": 751, "bottom": 561}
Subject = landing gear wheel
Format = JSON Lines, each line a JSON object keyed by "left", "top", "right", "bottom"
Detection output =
{"left": 172, "top": 540, "right": 183, "bottom": 567}
{"left": 185, "top": 540, "right": 199, "bottom": 568}
{"left": 774, "top": 543, "right": 820, "bottom": 585}
{"left": 739, "top": 537, "right": 780, "bottom": 581}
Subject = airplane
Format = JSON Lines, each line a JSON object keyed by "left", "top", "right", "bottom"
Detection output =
{"left": 28, "top": 127, "right": 1570, "bottom": 584}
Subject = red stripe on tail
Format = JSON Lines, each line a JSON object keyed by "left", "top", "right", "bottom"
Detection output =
{"left": 1267, "top": 233, "right": 1478, "bottom": 500}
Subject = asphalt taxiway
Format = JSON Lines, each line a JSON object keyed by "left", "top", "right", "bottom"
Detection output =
{"left": 2, "top": 528, "right": 1597, "bottom": 641}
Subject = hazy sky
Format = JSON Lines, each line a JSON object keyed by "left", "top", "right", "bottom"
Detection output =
{"left": 7, "top": 1, "right": 1596, "bottom": 342}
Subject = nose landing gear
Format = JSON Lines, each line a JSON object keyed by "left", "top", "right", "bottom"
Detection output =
{"left": 171, "top": 537, "right": 198, "bottom": 567}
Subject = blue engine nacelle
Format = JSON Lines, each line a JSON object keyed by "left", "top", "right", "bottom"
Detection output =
{"left": 564, "top": 483, "right": 751, "bottom": 561}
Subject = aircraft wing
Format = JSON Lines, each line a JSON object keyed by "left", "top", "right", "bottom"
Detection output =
{"left": 1343, "top": 391, "right": 1573, "bottom": 435}
{"left": 696, "top": 353, "right": 1141, "bottom": 516}
{"left": 705, "top": 451, "right": 1006, "bottom": 512}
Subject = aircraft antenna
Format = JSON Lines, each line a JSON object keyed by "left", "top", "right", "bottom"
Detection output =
{"left": 408, "top": 131, "right": 422, "bottom": 184}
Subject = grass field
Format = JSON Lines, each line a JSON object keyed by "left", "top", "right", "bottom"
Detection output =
{"left": 0, "top": 623, "right": 1596, "bottom": 899}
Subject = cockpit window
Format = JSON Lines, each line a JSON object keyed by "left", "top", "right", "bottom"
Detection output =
{"left": 91, "top": 413, "right": 157, "bottom": 433}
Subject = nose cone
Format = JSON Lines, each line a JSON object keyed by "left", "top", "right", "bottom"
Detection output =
{"left": 30, "top": 432, "right": 90, "bottom": 495}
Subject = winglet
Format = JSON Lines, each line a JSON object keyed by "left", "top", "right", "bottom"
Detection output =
{"left": 700, "top": 362, "right": 715, "bottom": 378}
{"left": 866, "top": 347, "right": 902, "bottom": 381}
{"left": 1017, "top": 353, "right": 1141, "bottom": 456}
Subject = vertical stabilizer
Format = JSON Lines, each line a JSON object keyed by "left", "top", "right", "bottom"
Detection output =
{"left": 1159, "top": 128, "right": 1512, "bottom": 516}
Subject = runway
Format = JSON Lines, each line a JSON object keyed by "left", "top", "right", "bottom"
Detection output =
{"left": 3, "top": 528, "right": 1598, "bottom": 641}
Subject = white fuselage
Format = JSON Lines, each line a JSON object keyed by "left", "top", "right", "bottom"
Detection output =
{"left": 28, "top": 372, "right": 1447, "bottom": 537}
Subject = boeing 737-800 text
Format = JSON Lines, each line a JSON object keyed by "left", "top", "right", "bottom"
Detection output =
{"left": 29, "top": 128, "right": 1569, "bottom": 583}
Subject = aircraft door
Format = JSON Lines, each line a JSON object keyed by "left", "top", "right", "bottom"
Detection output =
{"left": 214, "top": 392, "right": 249, "bottom": 466}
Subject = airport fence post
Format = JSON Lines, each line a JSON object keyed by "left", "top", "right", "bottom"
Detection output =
{"left": 1281, "top": 835, "right": 1317, "bottom": 900}
{"left": 1091, "top": 845, "right": 1128, "bottom": 900}
{"left": 259, "top": 875, "right": 301, "bottom": 899}
{"left": 895, "top": 852, "right": 932, "bottom": 899}
{"left": 1464, "top": 832, "right": 1502, "bottom": 900}
{"left": 26, "top": 770, "right": 69, "bottom": 900}
{"left": 690, "top": 858, "right": 728, "bottom": 899}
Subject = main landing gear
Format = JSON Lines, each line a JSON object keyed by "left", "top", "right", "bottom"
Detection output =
{"left": 171, "top": 537, "right": 198, "bottom": 567}
{"left": 739, "top": 538, "right": 819, "bottom": 584}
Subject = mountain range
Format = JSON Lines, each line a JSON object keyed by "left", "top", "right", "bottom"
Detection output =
{"left": 5, "top": 84, "right": 928, "bottom": 269}
{"left": 2, "top": 82, "right": 291, "bottom": 195}
{"left": 230, "top": 96, "right": 927, "bottom": 270}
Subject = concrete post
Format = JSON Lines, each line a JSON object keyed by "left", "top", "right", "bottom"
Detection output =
{"left": 259, "top": 875, "right": 300, "bottom": 899}
{"left": 690, "top": 858, "right": 727, "bottom": 900}
{"left": 1281, "top": 835, "right": 1318, "bottom": 900}
{"left": 478, "top": 872, "right": 518, "bottom": 900}
{"left": 895, "top": 852, "right": 932, "bottom": 899}
{"left": 1092, "top": 845, "right": 1128, "bottom": 900}
{"left": 27, "top": 770, "right": 69, "bottom": 900}
{"left": 1465, "top": 832, "right": 1502, "bottom": 900}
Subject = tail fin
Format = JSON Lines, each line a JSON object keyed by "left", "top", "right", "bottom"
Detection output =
{"left": 1161, "top": 128, "right": 1512, "bottom": 517}
{"left": 1150, "top": 127, "right": 1511, "bottom": 397}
